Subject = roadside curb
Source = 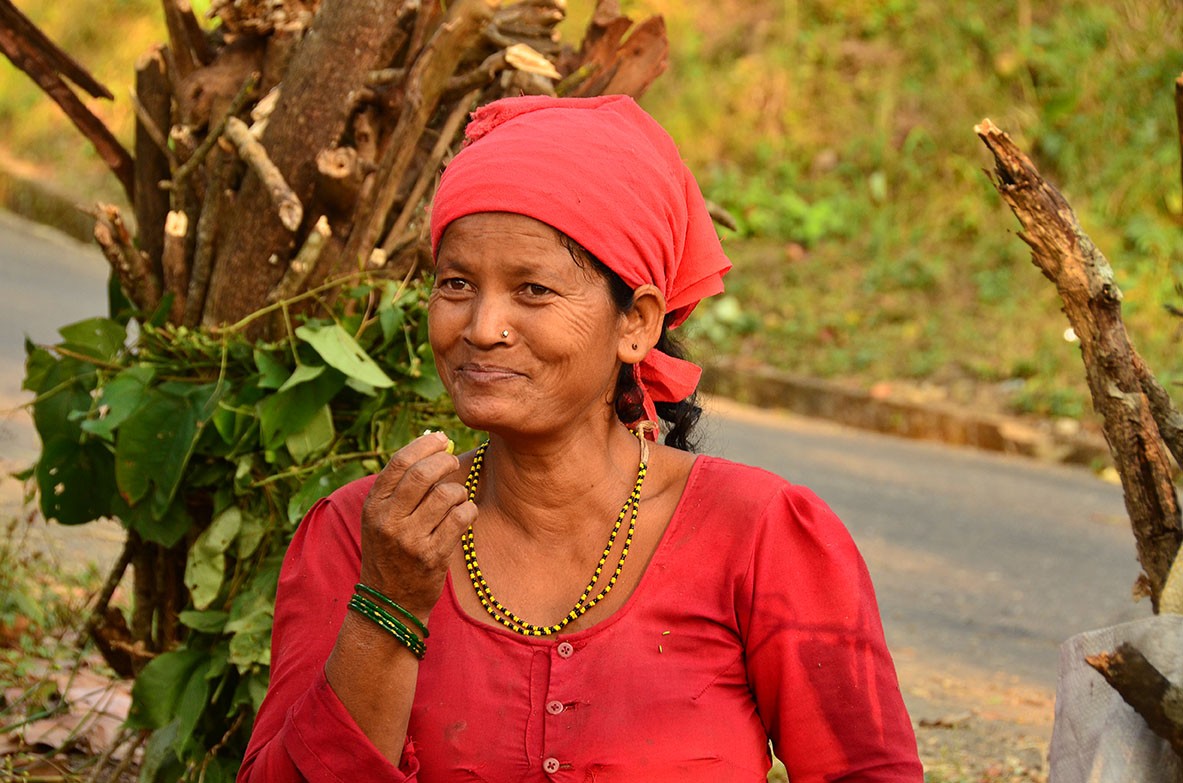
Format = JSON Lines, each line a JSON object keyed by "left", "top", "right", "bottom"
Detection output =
{"left": 701, "top": 360, "right": 1112, "bottom": 468}
{"left": 1, "top": 158, "right": 1114, "bottom": 470}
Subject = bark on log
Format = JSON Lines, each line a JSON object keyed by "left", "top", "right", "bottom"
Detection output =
{"left": 976, "top": 119, "right": 1183, "bottom": 611}
{"left": 203, "top": 0, "right": 419, "bottom": 327}
{"left": 344, "top": 0, "right": 495, "bottom": 270}
{"left": 1087, "top": 642, "right": 1183, "bottom": 759}
{"left": 134, "top": 47, "right": 173, "bottom": 284}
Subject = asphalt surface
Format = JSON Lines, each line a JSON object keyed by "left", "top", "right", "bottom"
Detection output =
{"left": 0, "top": 212, "right": 1148, "bottom": 724}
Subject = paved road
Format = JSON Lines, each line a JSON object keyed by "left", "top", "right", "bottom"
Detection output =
{"left": 0, "top": 212, "right": 1147, "bottom": 722}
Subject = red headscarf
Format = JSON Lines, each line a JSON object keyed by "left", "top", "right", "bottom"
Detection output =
{"left": 430, "top": 94, "right": 731, "bottom": 430}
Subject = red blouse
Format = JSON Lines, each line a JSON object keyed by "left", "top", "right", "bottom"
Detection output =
{"left": 239, "top": 456, "right": 922, "bottom": 782}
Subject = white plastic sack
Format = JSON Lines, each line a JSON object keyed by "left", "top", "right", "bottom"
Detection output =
{"left": 1049, "top": 615, "right": 1183, "bottom": 783}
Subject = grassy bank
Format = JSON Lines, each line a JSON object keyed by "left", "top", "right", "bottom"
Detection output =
{"left": 3, "top": 0, "right": 1183, "bottom": 419}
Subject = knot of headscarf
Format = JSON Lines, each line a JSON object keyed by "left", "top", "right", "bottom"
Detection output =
{"left": 429, "top": 94, "right": 731, "bottom": 434}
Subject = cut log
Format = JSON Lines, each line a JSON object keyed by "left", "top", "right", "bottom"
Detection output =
{"left": 203, "top": 0, "right": 420, "bottom": 327}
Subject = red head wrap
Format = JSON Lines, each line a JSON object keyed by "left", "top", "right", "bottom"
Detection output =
{"left": 430, "top": 94, "right": 731, "bottom": 431}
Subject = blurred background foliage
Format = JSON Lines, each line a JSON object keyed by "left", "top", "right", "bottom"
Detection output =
{"left": 2, "top": 0, "right": 1183, "bottom": 420}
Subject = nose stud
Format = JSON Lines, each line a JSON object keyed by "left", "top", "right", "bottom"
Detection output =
{"left": 501, "top": 330, "right": 510, "bottom": 339}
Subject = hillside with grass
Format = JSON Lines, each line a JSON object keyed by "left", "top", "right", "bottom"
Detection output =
{"left": 3, "top": 0, "right": 1182, "bottom": 420}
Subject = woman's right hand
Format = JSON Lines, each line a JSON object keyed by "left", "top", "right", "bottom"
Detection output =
{"left": 358, "top": 431, "right": 476, "bottom": 621}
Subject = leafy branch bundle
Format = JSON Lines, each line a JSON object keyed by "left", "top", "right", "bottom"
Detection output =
{"left": 22, "top": 277, "right": 476, "bottom": 779}
{"left": 4, "top": 0, "right": 671, "bottom": 777}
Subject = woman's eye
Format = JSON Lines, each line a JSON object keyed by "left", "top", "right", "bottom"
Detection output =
{"left": 438, "top": 277, "right": 469, "bottom": 292}
{"left": 524, "top": 283, "right": 552, "bottom": 297}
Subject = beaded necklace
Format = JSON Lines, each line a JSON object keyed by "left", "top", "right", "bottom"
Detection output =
{"left": 461, "top": 432, "right": 649, "bottom": 637}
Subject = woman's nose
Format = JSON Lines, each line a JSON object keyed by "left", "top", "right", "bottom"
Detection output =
{"left": 465, "top": 296, "right": 512, "bottom": 346}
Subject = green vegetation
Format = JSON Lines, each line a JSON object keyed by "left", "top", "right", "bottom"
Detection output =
{"left": 4, "top": 1, "right": 1183, "bottom": 419}
{"left": 18, "top": 276, "right": 471, "bottom": 780}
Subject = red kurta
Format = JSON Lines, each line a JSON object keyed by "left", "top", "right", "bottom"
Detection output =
{"left": 239, "top": 456, "right": 922, "bottom": 782}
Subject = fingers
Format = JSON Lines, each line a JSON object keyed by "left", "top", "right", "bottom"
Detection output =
{"left": 369, "top": 432, "right": 458, "bottom": 514}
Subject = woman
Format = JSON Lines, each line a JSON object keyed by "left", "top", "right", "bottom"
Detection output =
{"left": 239, "top": 95, "right": 922, "bottom": 782}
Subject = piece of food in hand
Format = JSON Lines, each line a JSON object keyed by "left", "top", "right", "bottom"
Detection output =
{"left": 422, "top": 429, "right": 456, "bottom": 454}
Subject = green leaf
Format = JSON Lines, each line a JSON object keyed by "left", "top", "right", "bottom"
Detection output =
{"left": 179, "top": 610, "right": 230, "bottom": 633}
{"left": 236, "top": 509, "right": 267, "bottom": 559}
{"left": 115, "top": 495, "right": 192, "bottom": 547}
{"left": 58, "top": 317, "right": 127, "bottom": 361}
{"left": 80, "top": 366, "right": 155, "bottom": 441}
{"left": 185, "top": 506, "right": 243, "bottom": 610}
{"left": 227, "top": 607, "right": 273, "bottom": 667}
{"left": 22, "top": 342, "right": 56, "bottom": 392}
{"left": 277, "top": 363, "right": 326, "bottom": 393}
{"left": 253, "top": 349, "right": 290, "bottom": 389}
{"left": 137, "top": 717, "right": 182, "bottom": 783}
{"left": 287, "top": 462, "right": 367, "bottom": 523}
{"left": 285, "top": 404, "right": 334, "bottom": 462}
{"left": 115, "top": 383, "right": 220, "bottom": 516}
{"left": 296, "top": 323, "right": 394, "bottom": 388}
{"left": 32, "top": 357, "right": 96, "bottom": 448}
{"left": 176, "top": 656, "right": 212, "bottom": 746}
{"left": 36, "top": 439, "right": 114, "bottom": 525}
{"left": 256, "top": 369, "right": 344, "bottom": 450}
{"left": 410, "top": 343, "right": 446, "bottom": 400}
{"left": 128, "top": 648, "right": 206, "bottom": 729}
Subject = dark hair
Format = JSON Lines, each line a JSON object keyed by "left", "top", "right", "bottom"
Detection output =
{"left": 558, "top": 235, "right": 703, "bottom": 452}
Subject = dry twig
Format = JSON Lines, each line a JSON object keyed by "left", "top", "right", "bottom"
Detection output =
{"left": 976, "top": 118, "right": 1183, "bottom": 610}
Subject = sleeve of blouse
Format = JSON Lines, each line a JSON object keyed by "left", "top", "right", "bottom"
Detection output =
{"left": 738, "top": 484, "right": 923, "bottom": 783}
{"left": 236, "top": 493, "right": 420, "bottom": 783}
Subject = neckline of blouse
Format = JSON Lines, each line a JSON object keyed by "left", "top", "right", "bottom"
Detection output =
{"left": 442, "top": 453, "right": 709, "bottom": 646}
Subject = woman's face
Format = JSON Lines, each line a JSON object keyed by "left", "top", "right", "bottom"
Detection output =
{"left": 429, "top": 212, "right": 628, "bottom": 437}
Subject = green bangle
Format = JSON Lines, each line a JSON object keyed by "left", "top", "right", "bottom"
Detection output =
{"left": 348, "top": 593, "right": 426, "bottom": 659}
{"left": 354, "top": 582, "right": 430, "bottom": 639}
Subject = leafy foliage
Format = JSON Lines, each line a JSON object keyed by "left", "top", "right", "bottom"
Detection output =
{"left": 21, "top": 277, "right": 473, "bottom": 780}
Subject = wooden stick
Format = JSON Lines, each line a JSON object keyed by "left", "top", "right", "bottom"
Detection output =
{"left": 446, "top": 50, "right": 508, "bottom": 95}
{"left": 1087, "top": 642, "right": 1183, "bottom": 758}
{"left": 1175, "top": 75, "right": 1183, "bottom": 213}
{"left": 184, "top": 149, "right": 235, "bottom": 326}
{"left": 976, "top": 119, "right": 1183, "bottom": 610}
{"left": 0, "top": 0, "right": 134, "bottom": 201}
{"left": 162, "top": 210, "right": 190, "bottom": 324}
{"left": 268, "top": 216, "right": 332, "bottom": 303}
{"left": 316, "top": 146, "right": 366, "bottom": 215}
{"left": 225, "top": 116, "right": 303, "bottom": 231}
{"left": 381, "top": 89, "right": 479, "bottom": 254}
{"left": 161, "top": 0, "right": 202, "bottom": 80}
{"left": 170, "top": 71, "right": 259, "bottom": 189}
{"left": 134, "top": 46, "right": 174, "bottom": 286}
{"left": 346, "top": 0, "right": 495, "bottom": 268}
{"left": 93, "top": 204, "right": 161, "bottom": 311}
{"left": 0, "top": 0, "right": 113, "bottom": 98}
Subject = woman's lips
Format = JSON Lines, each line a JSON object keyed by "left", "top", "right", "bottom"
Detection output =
{"left": 454, "top": 363, "right": 523, "bottom": 383}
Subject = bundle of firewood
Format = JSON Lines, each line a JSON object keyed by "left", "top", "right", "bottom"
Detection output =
{"left": 2, "top": 0, "right": 669, "bottom": 334}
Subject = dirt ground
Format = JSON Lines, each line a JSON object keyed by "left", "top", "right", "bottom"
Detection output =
{"left": 897, "top": 651, "right": 1053, "bottom": 781}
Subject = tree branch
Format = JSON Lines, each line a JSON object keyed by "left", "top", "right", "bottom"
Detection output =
{"left": 225, "top": 117, "right": 303, "bottom": 231}
{"left": 976, "top": 118, "right": 1183, "bottom": 610}
{"left": 0, "top": 0, "right": 134, "bottom": 202}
